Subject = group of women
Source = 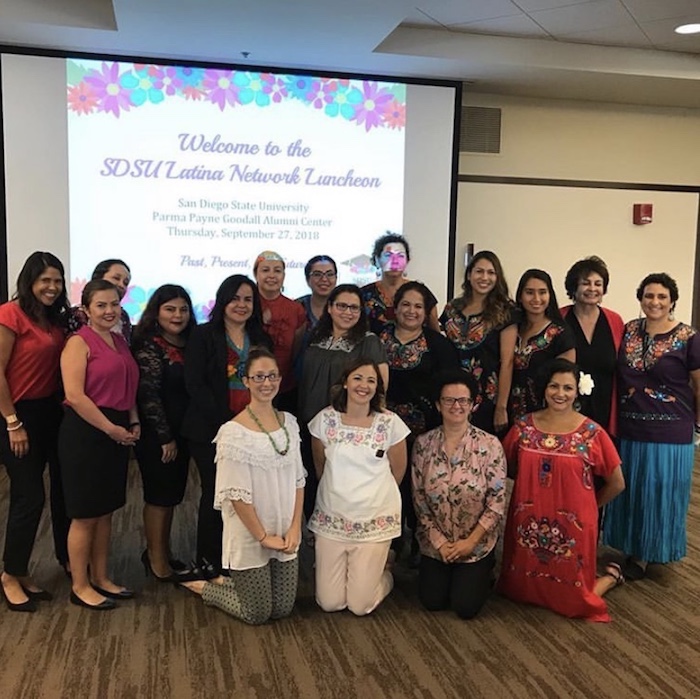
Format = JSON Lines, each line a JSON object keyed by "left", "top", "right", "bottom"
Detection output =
{"left": 0, "top": 235, "right": 698, "bottom": 626}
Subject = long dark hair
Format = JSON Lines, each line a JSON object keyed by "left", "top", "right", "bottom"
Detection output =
{"left": 12, "top": 251, "right": 70, "bottom": 326}
{"left": 91, "top": 258, "right": 130, "bottom": 280}
{"left": 330, "top": 357, "right": 385, "bottom": 413}
{"left": 132, "top": 284, "right": 197, "bottom": 349}
{"left": 537, "top": 358, "right": 581, "bottom": 406}
{"left": 209, "top": 275, "right": 272, "bottom": 349}
{"left": 458, "top": 250, "right": 513, "bottom": 330}
{"left": 309, "top": 284, "right": 368, "bottom": 346}
{"left": 516, "top": 269, "right": 563, "bottom": 322}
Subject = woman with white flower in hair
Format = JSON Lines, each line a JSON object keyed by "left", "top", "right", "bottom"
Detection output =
{"left": 498, "top": 359, "right": 625, "bottom": 622}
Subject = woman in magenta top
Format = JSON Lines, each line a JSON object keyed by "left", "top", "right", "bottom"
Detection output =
{"left": 59, "top": 279, "right": 140, "bottom": 610}
{"left": 0, "top": 251, "right": 71, "bottom": 612}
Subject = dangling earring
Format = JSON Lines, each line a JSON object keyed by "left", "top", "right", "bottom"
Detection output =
{"left": 669, "top": 307, "right": 675, "bottom": 321}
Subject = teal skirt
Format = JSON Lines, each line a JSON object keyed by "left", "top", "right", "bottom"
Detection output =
{"left": 602, "top": 439, "right": 694, "bottom": 563}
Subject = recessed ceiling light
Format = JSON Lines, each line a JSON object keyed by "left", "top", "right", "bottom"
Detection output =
{"left": 674, "top": 23, "right": 700, "bottom": 34}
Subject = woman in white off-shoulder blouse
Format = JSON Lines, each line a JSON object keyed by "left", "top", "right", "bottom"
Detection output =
{"left": 181, "top": 347, "right": 306, "bottom": 625}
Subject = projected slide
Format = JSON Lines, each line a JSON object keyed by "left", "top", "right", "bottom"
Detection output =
{"left": 67, "top": 60, "right": 406, "bottom": 320}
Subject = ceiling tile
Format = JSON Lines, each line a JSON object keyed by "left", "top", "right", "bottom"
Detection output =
{"left": 530, "top": 0, "right": 633, "bottom": 35}
{"left": 620, "top": 0, "right": 700, "bottom": 24}
{"left": 450, "top": 13, "right": 551, "bottom": 38}
{"left": 416, "top": 0, "right": 521, "bottom": 26}
{"left": 557, "top": 22, "right": 652, "bottom": 48}
{"left": 638, "top": 15, "right": 700, "bottom": 44}
{"left": 401, "top": 9, "right": 443, "bottom": 26}
{"left": 516, "top": 0, "right": 597, "bottom": 11}
{"left": 654, "top": 34, "right": 700, "bottom": 53}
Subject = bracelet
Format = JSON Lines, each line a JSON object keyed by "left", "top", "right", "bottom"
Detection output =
{"left": 258, "top": 532, "right": 267, "bottom": 542}
{"left": 4, "top": 413, "right": 18, "bottom": 425}
{"left": 129, "top": 422, "right": 140, "bottom": 428}
{"left": 6, "top": 421, "right": 24, "bottom": 432}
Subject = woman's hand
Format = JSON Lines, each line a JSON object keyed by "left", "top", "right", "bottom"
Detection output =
{"left": 438, "top": 541, "right": 453, "bottom": 563}
{"left": 494, "top": 406, "right": 508, "bottom": 433}
{"left": 260, "top": 535, "right": 286, "bottom": 551}
{"left": 129, "top": 423, "right": 141, "bottom": 441}
{"left": 161, "top": 440, "right": 178, "bottom": 463}
{"left": 446, "top": 539, "right": 475, "bottom": 563}
{"left": 105, "top": 423, "right": 138, "bottom": 446}
{"left": 8, "top": 425, "right": 29, "bottom": 458}
{"left": 283, "top": 526, "right": 301, "bottom": 554}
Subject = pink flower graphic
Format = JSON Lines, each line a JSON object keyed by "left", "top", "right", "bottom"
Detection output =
{"left": 83, "top": 62, "right": 133, "bottom": 117}
{"left": 203, "top": 69, "right": 240, "bottom": 110}
{"left": 150, "top": 66, "right": 183, "bottom": 96}
{"left": 306, "top": 79, "right": 336, "bottom": 109}
{"left": 353, "top": 81, "right": 393, "bottom": 132}
{"left": 263, "top": 75, "right": 288, "bottom": 104}
{"left": 382, "top": 100, "right": 406, "bottom": 130}
{"left": 67, "top": 82, "right": 98, "bottom": 115}
{"left": 182, "top": 85, "right": 205, "bottom": 101}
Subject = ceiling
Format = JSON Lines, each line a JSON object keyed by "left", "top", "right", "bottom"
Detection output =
{"left": 1, "top": 0, "right": 700, "bottom": 108}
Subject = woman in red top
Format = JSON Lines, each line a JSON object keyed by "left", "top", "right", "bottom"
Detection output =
{"left": 0, "top": 251, "right": 71, "bottom": 612}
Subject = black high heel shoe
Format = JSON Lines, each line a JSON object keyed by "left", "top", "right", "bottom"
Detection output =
{"left": 141, "top": 550, "right": 206, "bottom": 583}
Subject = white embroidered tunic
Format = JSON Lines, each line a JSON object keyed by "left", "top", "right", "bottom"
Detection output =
{"left": 307, "top": 407, "right": 410, "bottom": 542}
{"left": 213, "top": 414, "right": 306, "bottom": 571}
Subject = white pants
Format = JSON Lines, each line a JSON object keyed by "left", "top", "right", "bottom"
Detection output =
{"left": 314, "top": 535, "right": 394, "bottom": 616}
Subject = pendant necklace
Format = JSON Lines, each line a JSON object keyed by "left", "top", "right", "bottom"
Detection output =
{"left": 246, "top": 406, "right": 290, "bottom": 456}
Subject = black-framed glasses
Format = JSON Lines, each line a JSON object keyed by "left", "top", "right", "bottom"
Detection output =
{"left": 247, "top": 373, "right": 281, "bottom": 383}
{"left": 309, "top": 271, "right": 337, "bottom": 280}
{"left": 334, "top": 302, "right": 362, "bottom": 314}
{"left": 440, "top": 397, "right": 472, "bottom": 407}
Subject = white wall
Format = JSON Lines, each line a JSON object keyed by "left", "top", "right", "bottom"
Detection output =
{"left": 456, "top": 93, "right": 700, "bottom": 324}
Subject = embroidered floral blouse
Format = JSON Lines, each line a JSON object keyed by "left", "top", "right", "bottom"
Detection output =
{"left": 411, "top": 424, "right": 507, "bottom": 563}
{"left": 308, "top": 407, "right": 410, "bottom": 542}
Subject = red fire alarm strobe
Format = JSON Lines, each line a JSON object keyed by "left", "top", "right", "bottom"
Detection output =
{"left": 633, "top": 203, "right": 653, "bottom": 225}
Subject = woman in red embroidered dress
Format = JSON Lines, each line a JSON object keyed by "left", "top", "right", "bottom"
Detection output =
{"left": 498, "top": 359, "right": 625, "bottom": 622}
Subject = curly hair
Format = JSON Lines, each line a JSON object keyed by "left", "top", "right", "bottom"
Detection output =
{"left": 131, "top": 284, "right": 197, "bottom": 349}
{"left": 457, "top": 250, "right": 513, "bottom": 329}
{"left": 636, "top": 272, "right": 679, "bottom": 306}
{"left": 309, "top": 284, "right": 368, "bottom": 346}
{"left": 564, "top": 256, "right": 610, "bottom": 300}
{"left": 371, "top": 232, "right": 410, "bottom": 267}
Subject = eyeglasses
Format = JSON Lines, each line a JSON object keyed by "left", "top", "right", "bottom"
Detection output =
{"left": 247, "top": 373, "right": 281, "bottom": 383}
{"left": 440, "top": 397, "right": 472, "bottom": 407}
{"left": 309, "top": 271, "right": 337, "bottom": 280}
{"left": 334, "top": 302, "right": 362, "bottom": 314}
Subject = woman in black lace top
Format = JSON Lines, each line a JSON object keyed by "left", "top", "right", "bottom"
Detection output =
{"left": 132, "top": 285, "right": 197, "bottom": 582}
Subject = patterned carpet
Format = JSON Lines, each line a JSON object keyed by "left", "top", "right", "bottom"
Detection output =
{"left": 0, "top": 459, "right": 698, "bottom": 699}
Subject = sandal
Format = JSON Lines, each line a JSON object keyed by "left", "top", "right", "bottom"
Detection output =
{"left": 604, "top": 562, "right": 625, "bottom": 587}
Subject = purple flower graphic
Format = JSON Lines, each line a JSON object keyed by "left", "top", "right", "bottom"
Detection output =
{"left": 151, "top": 66, "right": 184, "bottom": 96}
{"left": 306, "top": 79, "right": 336, "bottom": 109}
{"left": 83, "top": 62, "right": 133, "bottom": 117}
{"left": 352, "top": 81, "right": 393, "bottom": 132}
{"left": 263, "top": 74, "right": 288, "bottom": 104}
{"left": 202, "top": 69, "right": 240, "bottom": 111}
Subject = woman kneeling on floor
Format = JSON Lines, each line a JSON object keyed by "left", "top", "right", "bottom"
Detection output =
{"left": 181, "top": 347, "right": 305, "bottom": 624}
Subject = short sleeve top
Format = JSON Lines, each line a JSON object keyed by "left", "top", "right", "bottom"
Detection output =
{"left": 307, "top": 408, "right": 410, "bottom": 542}
{"left": 0, "top": 301, "right": 64, "bottom": 401}
{"left": 213, "top": 415, "right": 307, "bottom": 570}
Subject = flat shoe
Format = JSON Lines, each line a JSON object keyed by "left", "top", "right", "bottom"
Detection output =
{"left": 91, "top": 584, "right": 135, "bottom": 600}
{"left": 20, "top": 585, "right": 53, "bottom": 601}
{"left": 1, "top": 584, "right": 36, "bottom": 613}
{"left": 623, "top": 556, "right": 647, "bottom": 582}
{"left": 70, "top": 591, "right": 116, "bottom": 610}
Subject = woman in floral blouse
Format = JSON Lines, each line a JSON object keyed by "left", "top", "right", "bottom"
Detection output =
{"left": 132, "top": 285, "right": 198, "bottom": 582}
{"left": 308, "top": 358, "right": 409, "bottom": 616}
{"left": 412, "top": 369, "right": 506, "bottom": 619}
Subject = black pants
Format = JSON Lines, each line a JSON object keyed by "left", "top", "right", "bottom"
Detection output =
{"left": 0, "top": 397, "right": 70, "bottom": 575}
{"left": 189, "top": 439, "right": 222, "bottom": 569}
{"left": 418, "top": 550, "right": 495, "bottom": 620}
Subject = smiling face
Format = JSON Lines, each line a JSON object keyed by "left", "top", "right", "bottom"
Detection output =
{"left": 468, "top": 259, "right": 497, "bottom": 297}
{"left": 224, "top": 283, "right": 254, "bottom": 327}
{"left": 31, "top": 266, "right": 63, "bottom": 307}
{"left": 328, "top": 291, "right": 363, "bottom": 335}
{"left": 256, "top": 260, "right": 285, "bottom": 298}
{"left": 307, "top": 261, "right": 337, "bottom": 299}
{"left": 85, "top": 289, "right": 121, "bottom": 333}
{"left": 395, "top": 289, "right": 426, "bottom": 332}
{"left": 520, "top": 277, "right": 550, "bottom": 318}
{"left": 437, "top": 383, "right": 473, "bottom": 428}
{"left": 344, "top": 364, "right": 378, "bottom": 409}
{"left": 157, "top": 297, "right": 191, "bottom": 339}
{"left": 575, "top": 272, "right": 605, "bottom": 307}
{"left": 544, "top": 371, "right": 578, "bottom": 413}
{"left": 378, "top": 242, "right": 408, "bottom": 275}
{"left": 243, "top": 356, "right": 281, "bottom": 404}
{"left": 102, "top": 264, "right": 131, "bottom": 300}
{"left": 640, "top": 283, "right": 674, "bottom": 322}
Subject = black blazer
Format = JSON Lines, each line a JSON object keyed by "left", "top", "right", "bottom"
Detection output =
{"left": 181, "top": 322, "right": 231, "bottom": 444}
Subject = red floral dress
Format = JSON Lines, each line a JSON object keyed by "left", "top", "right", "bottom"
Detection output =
{"left": 498, "top": 415, "right": 620, "bottom": 622}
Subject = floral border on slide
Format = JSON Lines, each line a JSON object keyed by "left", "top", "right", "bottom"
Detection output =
{"left": 67, "top": 60, "right": 407, "bottom": 132}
